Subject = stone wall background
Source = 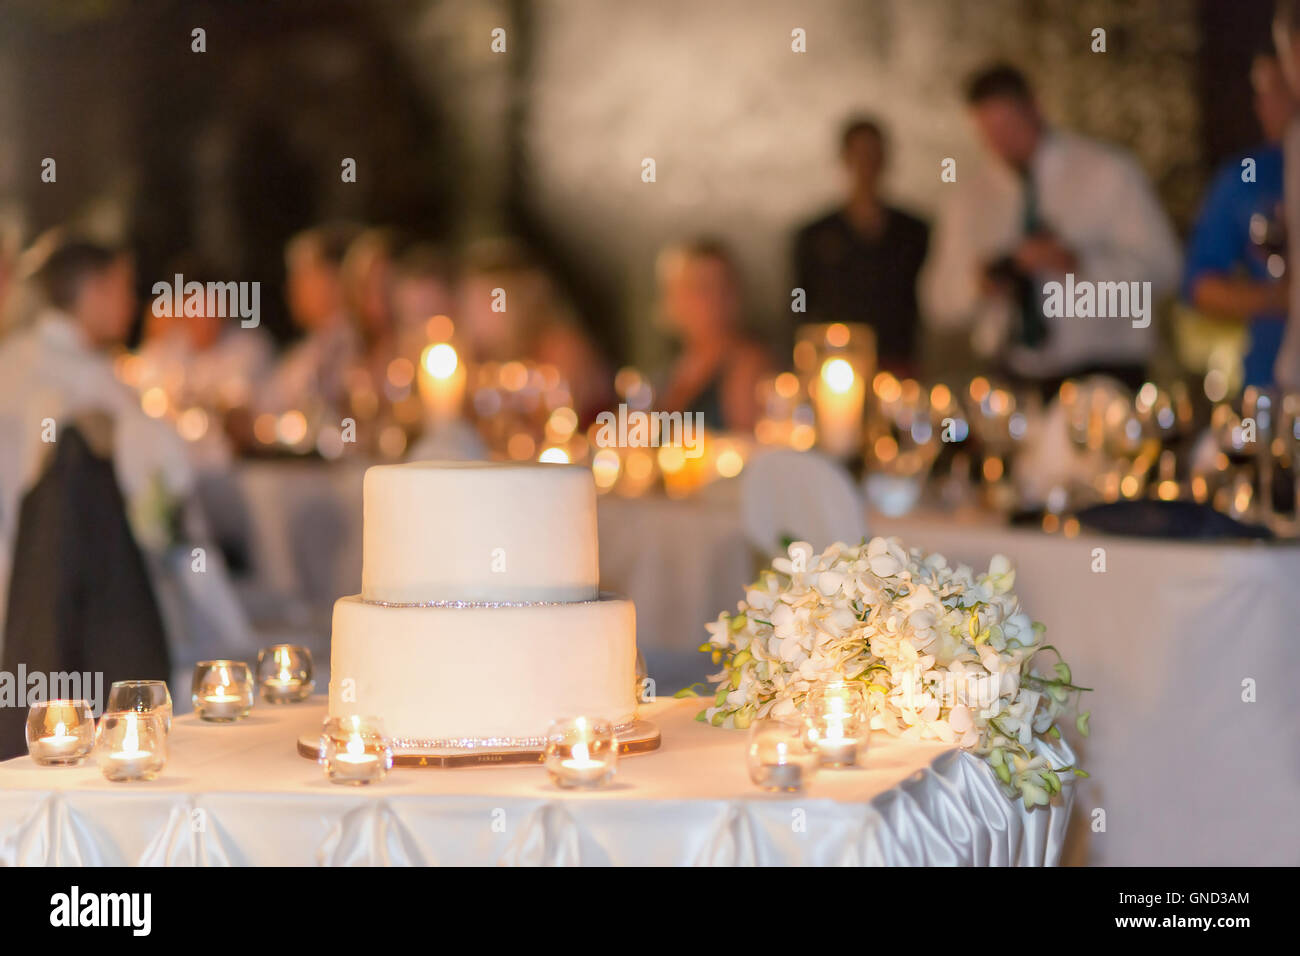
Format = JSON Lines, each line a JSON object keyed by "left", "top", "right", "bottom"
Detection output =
{"left": 516, "top": 0, "right": 1203, "bottom": 368}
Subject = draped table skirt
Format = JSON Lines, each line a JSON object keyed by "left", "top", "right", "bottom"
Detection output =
{"left": 0, "top": 699, "right": 1071, "bottom": 866}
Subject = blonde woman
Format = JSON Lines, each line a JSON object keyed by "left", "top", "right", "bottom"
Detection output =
{"left": 655, "top": 238, "right": 771, "bottom": 432}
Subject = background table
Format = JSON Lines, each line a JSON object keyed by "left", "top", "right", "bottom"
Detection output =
{"left": 0, "top": 699, "right": 1070, "bottom": 866}
{"left": 201, "top": 461, "right": 1300, "bottom": 865}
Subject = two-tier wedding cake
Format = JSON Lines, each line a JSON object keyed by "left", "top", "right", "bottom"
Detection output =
{"left": 328, "top": 460, "right": 638, "bottom": 747}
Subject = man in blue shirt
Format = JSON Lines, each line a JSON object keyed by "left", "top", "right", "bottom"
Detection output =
{"left": 1184, "top": 52, "right": 1294, "bottom": 386}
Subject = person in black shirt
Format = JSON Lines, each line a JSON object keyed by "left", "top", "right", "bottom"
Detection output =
{"left": 793, "top": 117, "right": 930, "bottom": 376}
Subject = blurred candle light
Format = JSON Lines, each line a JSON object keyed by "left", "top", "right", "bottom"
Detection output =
{"left": 386, "top": 357, "right": 415, "bottom": 390}
{"left": 715, "top": 445, "right": 745, "bottom": 479}
{"left": 141, "top": 386, "right": 169, "bottom": 419}
{"left": 176, "top": 407, "right": 209, "bottom": 442}
{"left": 774, "top": 372, "right": 800, "bottom": 400}
{"left": 499, "top": 361, "right": 529, "bottom": 392}
{"left": 621, "top": 448, "right": 657, "bottom": 497}
{"left": 276, "top": 410, "right": 309, "bottom": 447}
{"left": 252, "top": 413, "right": 278, "bottom": 445}
{"left": 426, "top": 314, "right": 455, "bottom": 342}
{"left": 814, "top": 357, "right": 866, "bottom": 459}
{"left": 545, "top": 407, "right": 579, "bottom": 442}
{"left": 591, "top": 447, "right": 621, "bottom": 491}
{"left": 791, "top": 423, "right": 816, "bottom": 451}
{"left": 418, "top": 341, "right": 466, "bottom": 423}
{"left": 378, "top": 424, "right": 408, "bottom": 460}
{"left": 507, "top": 432, "right": 536, "bottom": 460}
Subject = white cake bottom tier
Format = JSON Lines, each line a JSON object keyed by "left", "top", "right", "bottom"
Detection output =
{"left": 328, "top": 594, "right": 637, "bottom": 744}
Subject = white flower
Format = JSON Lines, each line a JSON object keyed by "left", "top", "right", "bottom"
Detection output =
{"left": 698, "top": 537, "right": 1084, "bottom": 805}
{"left": 866, "top": 536, "right": 907, "bottom": 578}
{"left": 815, "top": 570, "right": 845, "bottom": 596}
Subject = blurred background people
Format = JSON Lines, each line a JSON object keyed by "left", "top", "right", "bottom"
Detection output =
{"left": 391, "top": 241, "right": 458, "bottom": 358}
{"left": 793, "top": 117, "right": 929, "bottom": 377}
{"left": 1271, "top": 0, "right": 1300, "bottom": 387}
{"left": 922, "top": 64, "right": 1182, "bottom": 394}
{"left": 457, "top": 239, "right": 613, "bottom": 422}
{"left": 260, "top": 223, "right": 361, "bottom": 414}
{"left": 1182, "top": 50, "right": 1293, "bottom": 388}
{"left": 655, "top": 238, "right": 772, "bottom": 432}
{"left": 341, "top": 227, "right": 401, "bottom": 394}
{"left": 0, "top": 229, "right": 15, "bottom": 326}
{"left": 0, "top": 237, "right": 192, "bottom": 633}
{"left": 137, "top": 255, "right": 274, "bottom": 423}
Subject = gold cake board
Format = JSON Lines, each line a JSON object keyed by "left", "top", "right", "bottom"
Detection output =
{"left": 296, "top": 719, "right": 661, "bottom": 769}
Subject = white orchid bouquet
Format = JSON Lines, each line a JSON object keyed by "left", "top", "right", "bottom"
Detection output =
{"left": 690, "top": 537, "right": 1090, "bottom": 808}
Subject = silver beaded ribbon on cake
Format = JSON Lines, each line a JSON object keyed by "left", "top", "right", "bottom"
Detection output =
{"left": 391, "top": 718, "right": 637, "bottom": 752}
{"left": 361, "top": 596, "right": 607, "bottom": 608}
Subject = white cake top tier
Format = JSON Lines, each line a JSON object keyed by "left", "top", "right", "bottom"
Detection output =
{"left": 361, "top": 460, "right": 599, "bottom": 604}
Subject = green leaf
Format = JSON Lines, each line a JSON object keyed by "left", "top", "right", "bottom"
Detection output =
{"left": 1072, "top": 768, "right": 1090, "bottom": 778}
{"left": 1054, "top": 661, "right": 1071, "bottom": 683}
{"left": 714, "top": 686, "right": 729, "bottom": 706}
{"left": 672, "top": 683, "right": 704, "bottom": 699}
{"left": 694, "top": 709, "right": 707, "bottom": 723}
{"left": 1076, "top": 711, "right": 1091, "bottom": 737}
{"left": 710, "top": 711, "right": 726, "bottom": 727}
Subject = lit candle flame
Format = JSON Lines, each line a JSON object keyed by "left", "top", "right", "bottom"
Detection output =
{"left": 123, "top": 712, "right": 140, "bottom": 753}
{"left": 821, "top": 358, "right": 856, "bottom": 395}
{"left": 423, "top": 342, "right": 459, "bottom": 380}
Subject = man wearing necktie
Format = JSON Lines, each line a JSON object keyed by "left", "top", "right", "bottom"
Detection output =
{"left": 922, "top": 64, "right": 1181, "bottom": 397}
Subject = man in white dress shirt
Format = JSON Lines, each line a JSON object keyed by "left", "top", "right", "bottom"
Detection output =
{"left": 922, "top": 65, "right": 1182, "bottom": 393}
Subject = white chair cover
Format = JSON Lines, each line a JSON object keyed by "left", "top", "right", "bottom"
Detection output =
{"left": 739, "top": 448, "right": 866, "bottom": 557}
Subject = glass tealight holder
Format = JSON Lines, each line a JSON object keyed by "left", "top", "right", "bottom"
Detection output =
{"left": 747, "top": 718, "right": 819, "bottom": 792}
{"left": 191, "top": 660, "right": 255, "bottom": 722}
{"left": 543, "top": 716, "right": 618, "bottom": 789}
{"left": 106, "top": 680, "right": 173, "bottom": 734}
{"left": 26, "top": 699, "right": 96, "bottom": 766}
{"left": 95, "top": 710, "right": 167, "bottom": 781}
{"left": 319, "top": 716, "right": 394, "bottom": 786}
{"left": 256, "top": 644, "right": 314, "bottom": 704}
{"left": 803, "top": 681, "right": 870, "bottom": 768}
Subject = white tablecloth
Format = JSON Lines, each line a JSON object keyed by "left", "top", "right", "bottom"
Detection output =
{"left": 0, "top": 699, "right": 1071, "bottom": 866}
{"left": 868, "top": 513, "right": 1300, "bottom": 867}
